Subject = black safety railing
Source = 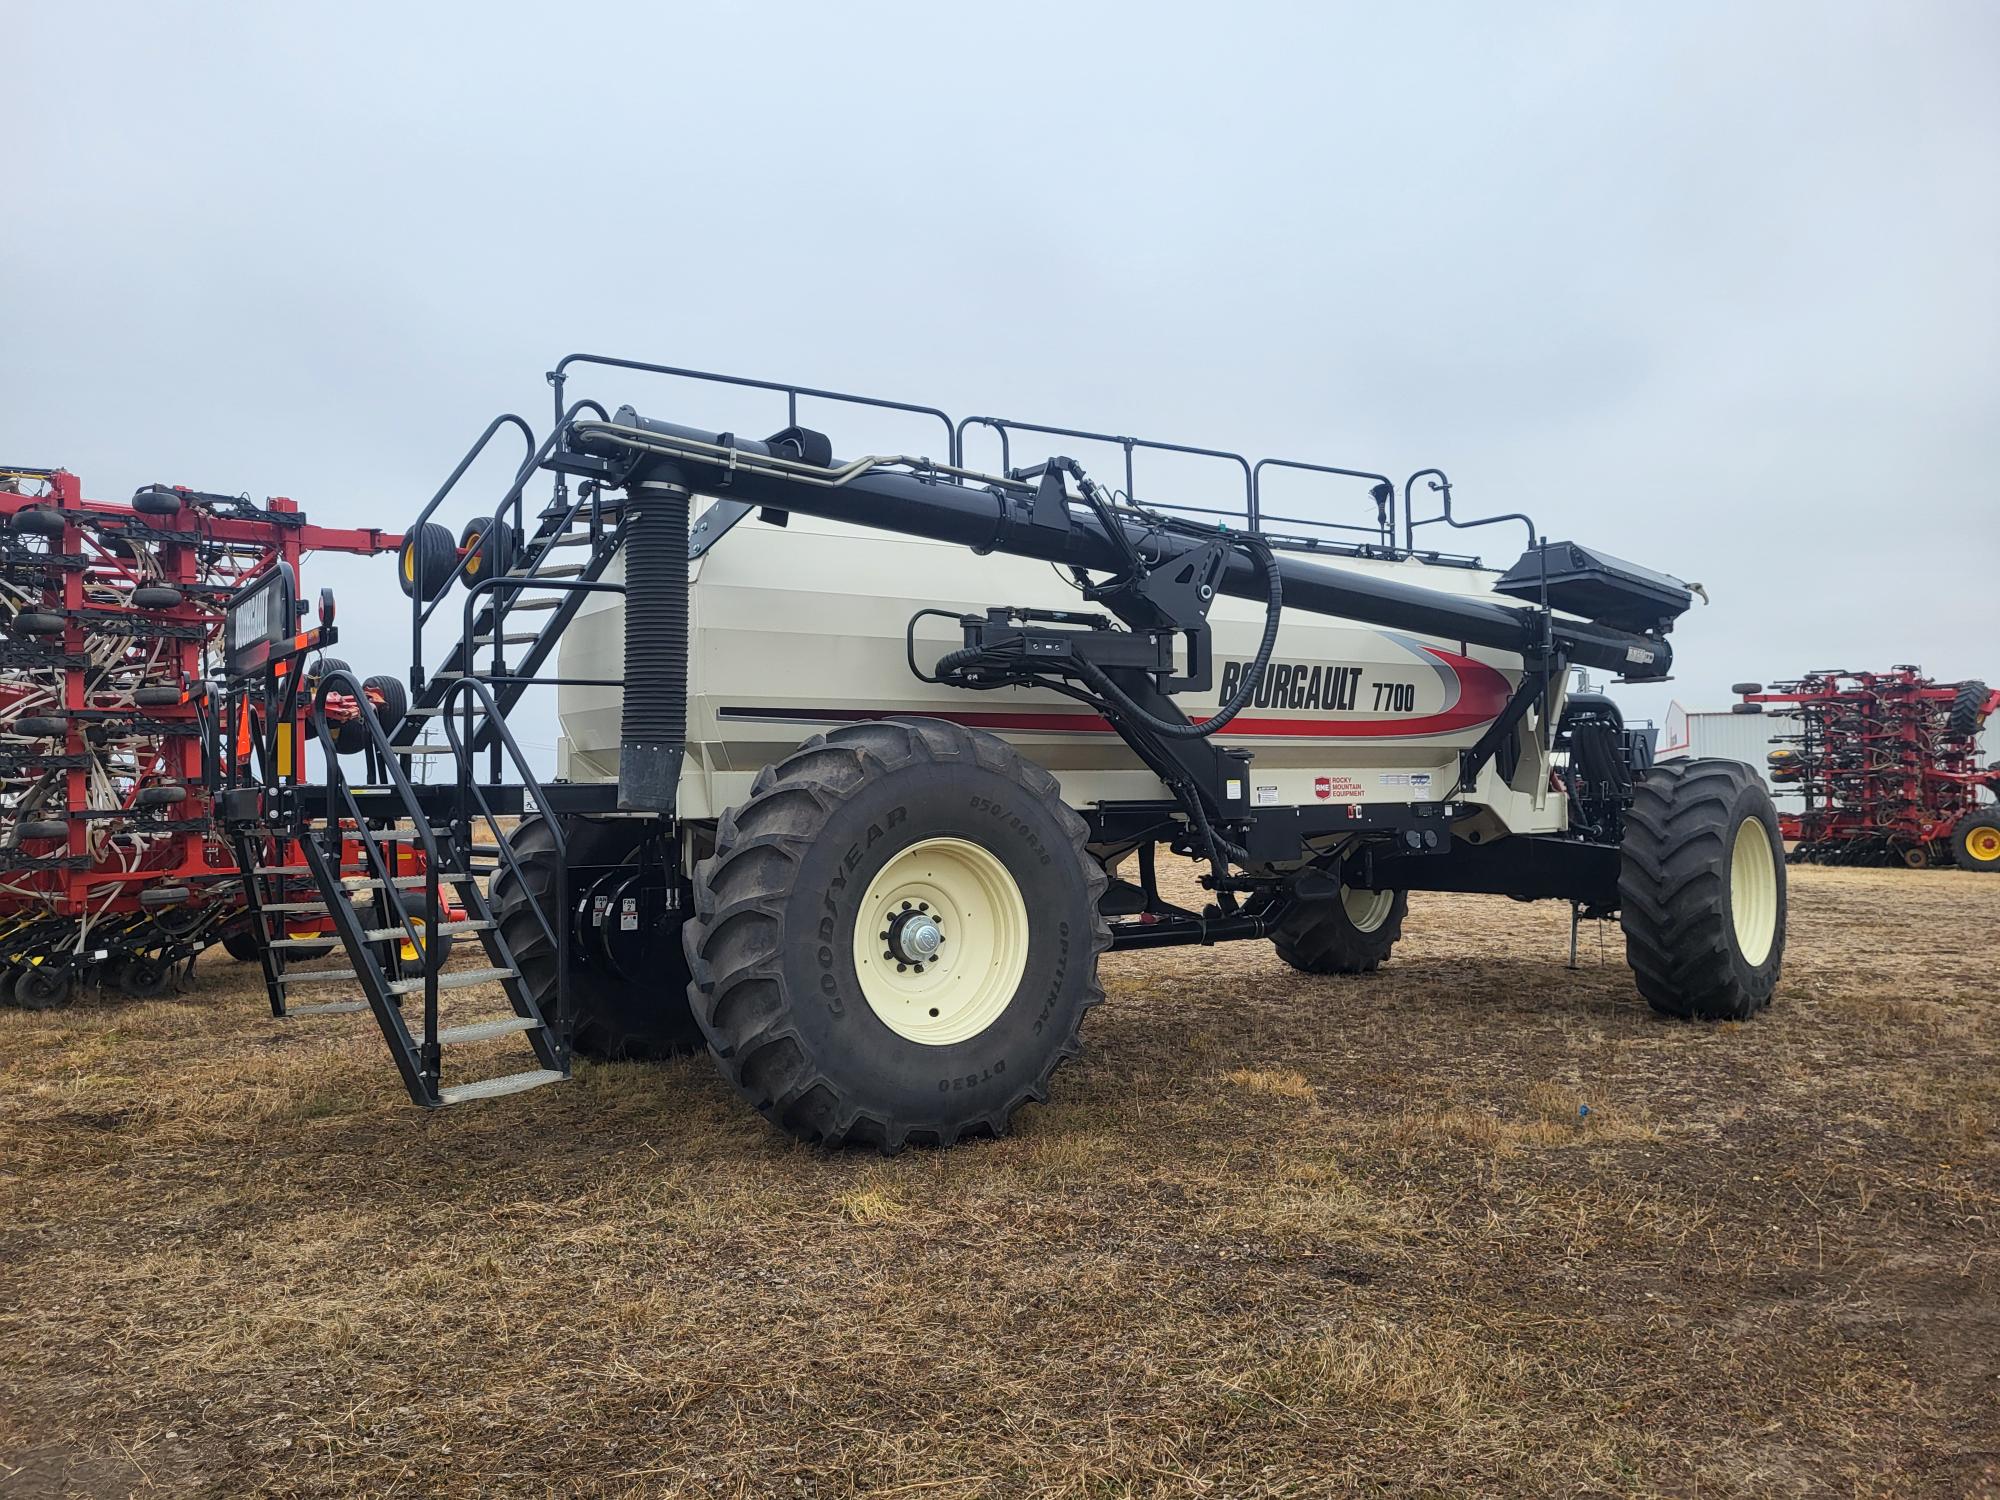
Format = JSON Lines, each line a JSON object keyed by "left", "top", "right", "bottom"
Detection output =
{"left": 436, "top": 672, "right": 570, "bottom": 1044}
{"left": 454, "top": 575, "right": 625, "bottom": 784}
{"left": 406, "top": 400, "right": 614, "bottom": 696}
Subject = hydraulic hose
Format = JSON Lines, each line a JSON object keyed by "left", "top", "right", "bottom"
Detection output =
{"left": 1071, "top": 533, "right": 1283, "bottom": 740}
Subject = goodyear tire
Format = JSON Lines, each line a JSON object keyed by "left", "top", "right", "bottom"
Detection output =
{"left": 1620, "top": 760, "right": 1786, "bottom": 1021}
{"left": 397, "top": 522, "right": 458, "bottom": 601}
{"left": 684, "top": 718, "right": 1109, "bottom": 1152}
{"left": 1950, "top": 810, "right": 2000, "bottom": 873}
{"left": 135, "top": 685, "right": 185, "bottom": 707}
{"left": 1947, "top": 680, "right": 1990, "bottom": 738}
{"left": 1271, "top": 873, "right": 1407, "bottom": 974}
{"left": 457, "top": 516, "right": 516, "bottom": 589}
{"left": 132, "top": 586, "right": 183, "bottom": 610}
{"left": 11, "top": 612, "right": 65, "bottom": 635}
{"left": 490, "top": 815, "right": 704, "bottom": 1059}
{"left": 1731, "top": 682, "right": 1764, "bottom": 696}
{"left": 222, "top": 926, "right": 262, "bottom": 963}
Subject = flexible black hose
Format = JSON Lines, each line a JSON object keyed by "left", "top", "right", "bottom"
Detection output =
{"left": 1068, "top": 535, "right": 1283, "bottom": 740}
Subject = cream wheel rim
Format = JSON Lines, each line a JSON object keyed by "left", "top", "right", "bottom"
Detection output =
{"left": 1729, "top": 817, "right": 1778, "bottom": 966}
{"left": 1342, "top": 885, "right": 1396, "bottom": 934}
{"left": 851, "top": 837, "right": 1029, "bottom": 1046}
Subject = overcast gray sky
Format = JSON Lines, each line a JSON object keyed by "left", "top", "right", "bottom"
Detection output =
{"left": 5, "top": 1, "right": 1996, "bottom": 750}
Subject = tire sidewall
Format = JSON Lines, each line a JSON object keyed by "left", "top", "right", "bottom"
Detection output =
{"left": 1722, "top": 776, "right": 1787, "bottom": 1000}
{"left": 762, "top": 758, "right": 1094, "bottom": 1124}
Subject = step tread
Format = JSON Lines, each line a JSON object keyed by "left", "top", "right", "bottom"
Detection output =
{"left": 386, "top": 965, "right": 518, "bottom": 996}
{"left": 275, "top": 968, "right": 358, "bottom": 985}
{"left": 287, "top": 999, "right": 369, "bottom": 1017}
{"left": 361, "top": 919, "right": 494, "bottom": 942}
{"left": 436, "top": 1068, "right": 566, "bottom": 1106}
{"left": 434, "top": 1016, "right": 539, "bottom": 1044}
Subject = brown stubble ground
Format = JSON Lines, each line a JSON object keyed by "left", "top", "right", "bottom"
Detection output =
{"left": 1, "top": 863, "right": 1996, "bottom": 1498}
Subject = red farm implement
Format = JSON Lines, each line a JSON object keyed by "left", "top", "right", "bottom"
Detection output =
{"left": 1737, "top": 667, "right": 2000, "bottom": 871}
{"left": 0, "top": 467, "right": 404, "bottom": 1006}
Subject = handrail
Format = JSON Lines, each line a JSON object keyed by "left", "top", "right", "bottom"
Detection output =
{"left": 549, "top": 353, "right": 958, "bottom": 464}
{"left": 1402, "top": 467, "right": 1537, "bottom": 555}
{"left": 308, "top": 668, "right": 444, "bottom": 1041}
{"left": 1251, "top": 457, "right": 1399, "bottom": 549}
{"left": 956, "top": 415, "right": 1260, "bottom": 527}
{"left": 437, "top": 673, "right": 567, "bottom": 978}
{"left": 407, "top": 414, "right": 535, "bottom": 693}
{"left": 410, "top": 400, "right": 615, "bottom": 695}
{"left": 453, "top": 574, "right": 626, "bottom": 778}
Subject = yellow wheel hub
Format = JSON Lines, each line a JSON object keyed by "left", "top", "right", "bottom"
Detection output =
{"left": 1967, "top": 826, "right": 2000, "bottom": 863}
{"left": 1729, "top": 817, "right": 1779, "bottom": 965}
{"left": 851, "top": 837, "right": 1028, "bottom": 1046}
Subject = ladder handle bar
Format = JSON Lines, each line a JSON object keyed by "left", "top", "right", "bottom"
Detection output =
{"left": 436, "top": 672, "right": 573, "bottom": 970}
{"left": 411, "top": 401, "right": 612, "bottom": 684}
{"left": 308, "top": 669, "right": 440, "bottom": 966}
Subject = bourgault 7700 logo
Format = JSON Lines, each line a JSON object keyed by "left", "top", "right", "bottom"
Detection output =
{"left": 1215, "top": 659, "right": 1366, "bottom": 712}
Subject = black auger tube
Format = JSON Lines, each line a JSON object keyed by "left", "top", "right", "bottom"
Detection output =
{"left": 579, "top": 413, "right": 1673, "bottom": 680}
{"left": 617, "top": 479, "right": 690, "bottom": 811}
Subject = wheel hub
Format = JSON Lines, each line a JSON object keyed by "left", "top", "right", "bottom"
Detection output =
{"left": 851, "top": 837, "right": 1029, "bottom": 1046}
{"left": 885, "top": 905, "right": 945, "bottom": 967}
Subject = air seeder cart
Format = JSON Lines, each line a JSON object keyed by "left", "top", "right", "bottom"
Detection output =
{"left": 216, "top": 356, "right": 1789, "bottom": 1148}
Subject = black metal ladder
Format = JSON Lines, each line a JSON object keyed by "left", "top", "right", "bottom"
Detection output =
{"left": 273, "top": 669, "right": 569, "bottom": 1107}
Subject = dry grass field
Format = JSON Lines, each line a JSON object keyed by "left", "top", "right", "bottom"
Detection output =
{"left": 2, "top": 862, "right": 1996, "bottom": 1498}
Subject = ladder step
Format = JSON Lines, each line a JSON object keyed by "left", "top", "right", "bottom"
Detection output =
{"left": 360, "top": 829, "right": 445, "bottom": 842}
{"left": 470, "top": 633, "right": 539, "bottom": 646}
{"left": 287, "top": 999, "right": 369, "bottom": 1017}
{"left": 260, "top": 901, "right": 329, "bottom": 913}
{"left": 516, "top": 563, "right": 586, "bottom": 579}
{"left": 386, "top": 965, "right": 518, "bottom": 996}
{"left": 436, "top": 1068, "right": 566, "bottom": 1106}
{"left": 388, "top": 743, "right": 456, "bottom": 754}
{"left": 269, "top": 936, "right": 343, "bottom": 949}
{"left": 434, "top": 1016, "right": 539, "bottom": 1045}
{"left": 361, "top": 919, "right": 494, "bottom": 942}
{"left": 252, "top": 865, "right": 311, "bottom": 876}
{"left": 342, "top": 874, "right": 434, "bottom": 890}
{"left": 544, "top": 532, "right": 596, "bottom": 548}
{"left": 276, "top": 968, "right": 358, "bottom": 985}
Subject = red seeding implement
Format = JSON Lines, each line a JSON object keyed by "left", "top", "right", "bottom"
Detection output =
{"left": 0, "top": 468, "right": 402, "bottom": 1007}
{"left": 1736, "top": 668, "right": 2000, "bottom": 871}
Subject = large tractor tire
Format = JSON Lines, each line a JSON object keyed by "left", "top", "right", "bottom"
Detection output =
{"left": 1949, "top": 810, "right": 2000, "bottom": 873}
{"left": 684, "top": 718, "right": 1109, "bottom": 1152}
{"left": 489, "top": 815, "right": 704, "bottom": 1059}
{"left": 1619, "top": 759, "right": 1786, "bottom": 1021}
{"left": 1947, "top": 680, "right": 1990, "bottom": 738}
{"left": 1271, "top": 876, "right": 1407, "bottom": 974}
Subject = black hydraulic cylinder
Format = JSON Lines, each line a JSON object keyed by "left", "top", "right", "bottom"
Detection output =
{"left": 578, "top": 412, "right": 1672, "bottom": 680}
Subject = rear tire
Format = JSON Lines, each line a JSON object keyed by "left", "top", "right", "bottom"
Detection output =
{"left": 684, "top": 718, "right": 1108, "bottom": 1152}
{"left": 1620, "top": 760, "right": 1786, "bottom": 1021}
{"left": 1950, "top": 810, "right": 2000, "bottom": 873}
{"left": 1271, "top": 877, "right": 1407, "bottom": 974}
{"left": 490, "top": 815, "right": 704, "bottom": 1059}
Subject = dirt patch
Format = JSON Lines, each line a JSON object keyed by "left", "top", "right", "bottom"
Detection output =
{"left": 2, "top": 864, "right": 1996, "bottom": 1496}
